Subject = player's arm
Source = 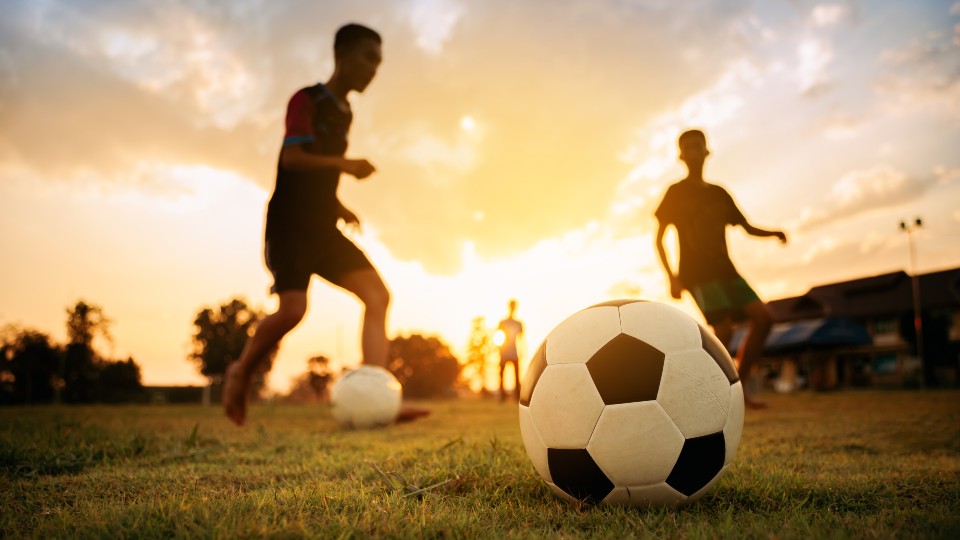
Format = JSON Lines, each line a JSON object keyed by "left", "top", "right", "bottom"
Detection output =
{"left": 336, "top": 200, "right": 360, "bottom": 231}
{"left": 655, "top": 221, "right": 684, "bottom": 299}
{"left": 741, "top": 222, "right": 787, "bottom": 243}
{"left": 280, "top": 145, "right": 376, "bottom": 179}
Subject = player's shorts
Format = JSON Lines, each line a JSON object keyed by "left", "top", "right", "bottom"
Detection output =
{"left": 689, "top": 276, "right": 761, "bottom": 325}
{"left": 265, "top": 230, "right": 374, "bottom": 294}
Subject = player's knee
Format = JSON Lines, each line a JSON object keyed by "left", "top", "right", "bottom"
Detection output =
{"left": 277, "top": 302, "right": 306, "bottom": 330}
{"left": 363, "top": 283, "right": 390, "bottom": 313}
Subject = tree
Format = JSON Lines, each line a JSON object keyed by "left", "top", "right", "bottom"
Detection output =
{"left": 66, "top": 300, "right": 112, "bottom": 349}
{"left": 464, "top": 317, "right": 495, "bottom": 393}
{"left": 0, "top": 326, "right": 61, "bottom": 405}
{"left": 98, "top": 357, "right": 144, "bottom": 403}
{"left": 62, "top": 300, "right": 113, "bottom": 404}
{"left": 190, "top": 297, "right": 270, "bottom": 397}
{"left": 387, "top": 334, "right": 461, "bottom": 398}
{"left": 283, "top": 355, "right": 334, "bottom": 403}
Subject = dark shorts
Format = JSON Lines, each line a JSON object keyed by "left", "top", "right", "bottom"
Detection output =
{"left": 265, "top": 230, "right": 374, "bottom": 294}
{"left": 689, "top": 276, "right": 761, "bottom": 325}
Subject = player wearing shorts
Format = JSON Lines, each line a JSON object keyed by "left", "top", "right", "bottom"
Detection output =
{"left": 654, "top": 129, "right": 787, "bottom": 409}
{"left": 224, "top": 23, "right": 428, "bottom": 426}
{"left": 496, "top": 299, "right": 524, "bottom": 402}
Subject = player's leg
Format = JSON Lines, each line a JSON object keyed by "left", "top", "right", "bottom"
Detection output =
{"left": 224, "top": 290, "right": 307, "bottom": 426}
{"left": 511, "top": 359, "right": 521, "bottom": 401}
{"left": 498, "top": 358, "right": 510, "bottom": 401}
{"left": 334, "top": 268, "right": 390, "bottom": 367}
{"left": 737, "top": 300, "right": 773, "bottom": 410}
{"left": 334, "top": 267, "right": 430, "bottom": 422}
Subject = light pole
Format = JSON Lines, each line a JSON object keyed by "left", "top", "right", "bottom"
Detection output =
{"left": 899, "top": 217, "right": 923, "bottom": 383}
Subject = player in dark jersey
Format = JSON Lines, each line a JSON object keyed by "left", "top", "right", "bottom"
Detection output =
{"left": 496, "top": 299, "right": 524, "bottom": 402}
{"left": 655, "top": 129, "right": 787, "bottom": 409}
{"left": 224, "top": 23, "right": 428, "bottom": 426}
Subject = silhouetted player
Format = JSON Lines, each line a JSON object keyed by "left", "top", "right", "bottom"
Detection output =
{"left": 497, "top": 299, "right": 524, "bottom": 402}
{"left": 655, "top": 129, "right": 787, "bottom": 409}
{"left": 224, "top": 24, "right": 428, "bottom": 426}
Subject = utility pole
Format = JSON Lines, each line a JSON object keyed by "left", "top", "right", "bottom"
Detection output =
{"left": 899, "top": 217, "right": 924, "bottom": 385}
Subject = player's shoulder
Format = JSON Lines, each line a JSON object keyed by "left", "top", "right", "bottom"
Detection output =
{"left": 704, "top": 181, "right": 735, "bottom": 198}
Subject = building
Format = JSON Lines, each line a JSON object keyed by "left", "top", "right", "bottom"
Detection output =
{"left": 731, "top": 266, "right": 960, "bottom": 392}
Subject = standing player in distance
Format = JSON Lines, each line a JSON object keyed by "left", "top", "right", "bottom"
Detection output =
{"left": 654, "top": 129, "right": 787, "bottom": 409}
{"left": 496, "top": 299, "right": 524, "bottom": 402}
{"left": 223, "top": 23, "right": 428, "bottom": 426}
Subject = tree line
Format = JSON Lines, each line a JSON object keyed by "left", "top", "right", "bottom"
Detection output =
{"left": 2, "top": 296, "right": 470, "bottom": 405}
{"left": 1, "top": 301, "right": 142, "bottom": 405}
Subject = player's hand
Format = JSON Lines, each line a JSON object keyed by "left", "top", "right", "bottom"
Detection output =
{"left": 670, "top": 275, "right": 684, "bottom": 300}
{"left": 343, "top": 159, "right": 376, "bottom": 180}
{"left": 339, "top": 207, "right": 361, "bottom": 234}
{"left": 774, "top": 231, "right": 787, "bottom": 244}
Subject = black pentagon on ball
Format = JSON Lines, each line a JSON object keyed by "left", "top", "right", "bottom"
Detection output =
{"left": 665, "top": 431, "right": 726, "bottom": 496}
{"left": 586, "top": 333, "right": 665, "bottom": 405}
{"left": 519, "top": 341, "right": 547, "bottom": 406}
{"left": 699, "top": 325, "right": 740, "bottom": 383}
{"left": 547, "top": 448, "right": 614, "bottom": 503}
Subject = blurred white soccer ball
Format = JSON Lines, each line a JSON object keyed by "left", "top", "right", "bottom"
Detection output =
{"left": 330, "top": 365, "right": 402, "bottom": 429}
{"left": 519, "top": 300, "right": 745, "bottom": 507}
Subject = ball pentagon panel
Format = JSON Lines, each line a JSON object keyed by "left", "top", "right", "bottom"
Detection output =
{"left": 586, "top": 401, "right": 685, "bottom": 486}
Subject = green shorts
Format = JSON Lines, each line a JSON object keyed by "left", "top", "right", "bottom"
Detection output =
{"left": 690, "top": 276, "right": 760, "bottom": 325}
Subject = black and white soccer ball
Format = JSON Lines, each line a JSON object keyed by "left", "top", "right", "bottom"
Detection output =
{"left": 518, "top": 300, "right": 744, "bottom": 507}
{"left": 330, "top": 365, "right": 402, "bottom": 429}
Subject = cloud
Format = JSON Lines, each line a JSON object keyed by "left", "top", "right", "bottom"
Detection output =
{"left": 796, "top": 37, "right": 834, "bottom": 95}
{"left": 792, "top": 166, "right": 957, "bottom": 232}
{"left": 407, "top": 0, "right": 463, "bottom": 55}
{"left": 810, "top": 4, "right": 849, "bottom": 27}
{"left": 875, "top": 28, "right": 960, "bottom": 118}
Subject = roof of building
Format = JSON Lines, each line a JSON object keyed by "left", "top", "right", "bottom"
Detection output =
{"left": 767, "top": 266, "right": 960, "bottom": 322}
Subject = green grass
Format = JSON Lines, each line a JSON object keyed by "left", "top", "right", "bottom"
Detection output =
{"left": 2, "top": 391, "right": 959, "bottom": 539}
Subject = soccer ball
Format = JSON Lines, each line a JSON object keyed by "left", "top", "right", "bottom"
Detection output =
{"left": 518, "top": 300, "right": 744, "bottom": 507}
{"left": 330, "top": 365, "right": 403, "bottom": 429}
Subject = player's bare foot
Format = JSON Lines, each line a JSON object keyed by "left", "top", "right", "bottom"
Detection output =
{"left": 744, "top": 394, "right": 768, "bottom": 410}
{"left": 223, "top": 362, "right": 250, "bottom": 426}
{"left": 396, "top": 405, "right": 430, "bottom": 423}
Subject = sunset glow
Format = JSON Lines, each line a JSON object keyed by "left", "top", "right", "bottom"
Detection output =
{"left": 1, "top": 1, "right": 959, "bottom": 393}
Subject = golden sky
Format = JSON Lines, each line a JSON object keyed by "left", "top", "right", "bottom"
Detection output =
{"left": 1, "top": 0, "right": 959, "bottom": 392}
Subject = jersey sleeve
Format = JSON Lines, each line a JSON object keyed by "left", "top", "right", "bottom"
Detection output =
{"left": 722, "top": 188, "right": 747, "bottom": 226}
{"left": 282, "top": 89, "right": 316, "bottom": 146}
{"left": 654, "top": 186, "right": 677, "bottom": 224}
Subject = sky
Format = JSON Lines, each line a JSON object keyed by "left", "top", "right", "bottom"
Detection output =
{"left": 1, "top": 0, "right": 959, "bottom": 393}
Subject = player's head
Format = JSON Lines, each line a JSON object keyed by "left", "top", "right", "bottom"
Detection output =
{"left": 333, "top": 23, "right": 382, "bottom": 93}
{"left": 508, "top": 299, "right": 518, "bottom": 314}
{"left": 678, "top": 129, "right": 709, "bottom": 168}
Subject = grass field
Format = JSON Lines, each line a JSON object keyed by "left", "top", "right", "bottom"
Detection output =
{"left": 2, "top": 391, "right": 959, "bottom": 539}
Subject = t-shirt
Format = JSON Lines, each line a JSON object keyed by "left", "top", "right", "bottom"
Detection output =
{"left": 265, "top": 83, "right": 352, "bottom": 243}
{"left": 498, "top": 317, "right": 523, "bottom": 360}
{"left": 654, "top": 180, "right": 747, "bottom": 287}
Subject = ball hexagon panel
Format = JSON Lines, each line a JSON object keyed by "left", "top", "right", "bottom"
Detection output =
{"left": 545, "top": 306, "right": 622, "bottom": 365}
{"left": 519, "top": 341, "right": 547, "bottom": 407}
{"left": 602, "top": 483, "right": 687, "bottom": 507}
{"left": 723, "top": 381, "right": 745, "bottom": 464}
{"left": 665, "top": 431, "right": 726, "bottom": 497}
{"left": 657, "top": 349, "right": 732, "bottom": 438}
{"left": 586, "top": 402, "right": 685, "bottom": 486}
{"left": 518, "top": 404, "right": 551, "bottom": 483}
{"left": 586, "top": 333, "right": 665, "bottom": 405}
{"left": 619, "top": 301, "right": 702, "bottom": 355}
{"left": 547, "top": 448, "right": 614, "bottom": 503}
{"left": 529, "top": 364, "right": 606, "bottom": 448}
{"left": 698, "top": 324, "right": 740, "bottom": 383}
